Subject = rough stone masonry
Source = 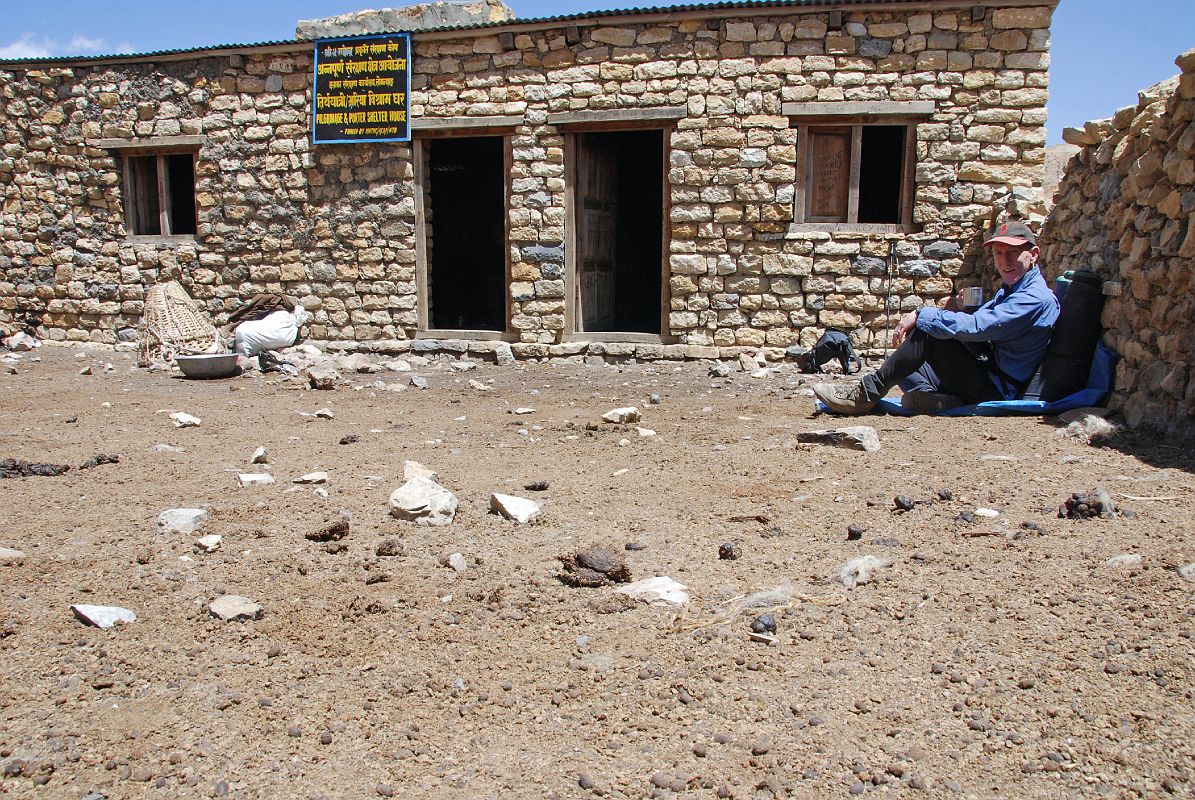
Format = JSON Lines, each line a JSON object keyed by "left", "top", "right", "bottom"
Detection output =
{"left": 1043, "top": 48, "right": 1195, "bottom": 440}
{"left": 0, "top": 2, "right": 1055, "bottom": 362}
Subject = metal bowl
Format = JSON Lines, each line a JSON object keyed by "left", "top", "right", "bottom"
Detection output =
{"left": 175, "top": 353, "right": 239, "bottom": 379}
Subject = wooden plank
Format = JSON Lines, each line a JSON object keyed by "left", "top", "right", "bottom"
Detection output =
{"left": 547, "top": 107, "right": 686, "bottom": 127}
{"left": 901, "top": 125, "right": 916, "bottom": 228}
{"left": 782, "top": 101, "right": 936, "bottom": 118}
{"left": 503, "top": 134, "right": 513, "bottom": 334}
{"left": 793, "top": 124, "right": 807, "bottom": 224}
{"left": 412, "top": 139, "right": 430, "bottom": 331}
{"left": 847, "top": 125, "right": 862, "bottom": 224}
{"left": 157, "top": 154, "right": 171, "bottom": 235}
{"left": 99, "top": 135, "right": 205, "bottom": 151}
{"left": 563, "top": 132, "right": 577, "bottom": 334}
{"left": 410, "top": 115, "right": 523, "bottom": 131}
{"left": 659, "top": 129, "right": 670, "bottom": 337}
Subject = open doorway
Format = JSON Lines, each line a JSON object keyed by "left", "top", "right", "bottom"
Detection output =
{"left": 425, "top": 136, "right": 506, "bottom": 331}
{"left": 574, "top": 130, "right": 663, "bottom": 333}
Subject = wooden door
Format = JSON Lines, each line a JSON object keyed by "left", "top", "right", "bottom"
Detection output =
{"left": 577, "top": 135, "right": 617, "bottom": 331}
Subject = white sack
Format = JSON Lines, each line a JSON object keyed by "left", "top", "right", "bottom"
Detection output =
{"left": 234, "top": 307, "right": 308, "bottom": 357}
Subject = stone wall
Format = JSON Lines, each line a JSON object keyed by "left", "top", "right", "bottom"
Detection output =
{"left": 0, "top": 3, "right": 1056, "bottom": 359}
{"left": 1041, "top": 49, "right": 1195, "bottom": 438}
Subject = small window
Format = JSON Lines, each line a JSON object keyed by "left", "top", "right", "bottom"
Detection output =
{"left": 123, "top": 152, "right": 197, "bottom": 236}
{"left": 795, "top": 123, "right": 913, "bottom": 229}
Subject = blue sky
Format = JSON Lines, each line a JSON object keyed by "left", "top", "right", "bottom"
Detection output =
{"left": 3, "top": 0, "right": 1192, "bottom": 144}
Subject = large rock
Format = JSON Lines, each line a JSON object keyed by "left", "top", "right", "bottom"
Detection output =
{"left": 71, "top": 604, "right": 136, "bottom": 628}
{"left": 0, "top": 546, "right": 26, "bottom": 563}
{"left": 490, "top": 493, "right": 541, "bottom": 524}
{"left": 389, "top": 476, "right": 459, "bottom": 526}
{"left": 158, "top": 508, "right": 210, "bottom": 534}
{"left": 306, "top": 364, "right": 340, "bottom": 390}
{"left": 209, "top": 595, "right": 262, "bottom": 621}
{"left": 797, "top": 426, "right": 881, "bottom": 452}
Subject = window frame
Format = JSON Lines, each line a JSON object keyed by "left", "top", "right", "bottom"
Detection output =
{"left": 100, "top": 136, "right": 203, "bottom": 242}
{"left": 785, "top": 101, "right": 931, "bottom": 234}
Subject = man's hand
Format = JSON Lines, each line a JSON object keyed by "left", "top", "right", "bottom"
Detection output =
{"left": 891, "top": 310, "right": 918, "bottom": 348}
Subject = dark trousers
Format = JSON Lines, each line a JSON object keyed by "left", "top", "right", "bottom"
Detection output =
{"left": 860, "top": 329, "right": 1000, "bottom": 404}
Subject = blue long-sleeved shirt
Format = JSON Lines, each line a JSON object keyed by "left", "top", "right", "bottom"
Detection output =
{"left": 914, "top": 267, "right": 1060, "bottom": 399}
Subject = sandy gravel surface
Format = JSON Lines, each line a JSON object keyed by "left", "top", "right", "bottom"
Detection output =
{"left": 0, "top": 344, "right": 1192, "bottom": 799}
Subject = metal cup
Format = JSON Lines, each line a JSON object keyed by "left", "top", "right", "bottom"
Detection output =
{"left": 961, "top": 286, "right": 984, "bottom": 311}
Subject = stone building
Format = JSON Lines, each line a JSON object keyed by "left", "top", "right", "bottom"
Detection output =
{"left": 1043, "top": 49, "right": 1195, "bottom": 439}
{"left": 0, "top": 0, "right": 1057, "bottom": 362}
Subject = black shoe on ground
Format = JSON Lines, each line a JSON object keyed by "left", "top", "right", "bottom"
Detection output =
{"left": 900, "top": 391, "right": 964, "bottom": 415}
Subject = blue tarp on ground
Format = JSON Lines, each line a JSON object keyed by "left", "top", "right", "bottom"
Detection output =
{"left": 873, "top": 342, "right": 1118, "bottom": 417}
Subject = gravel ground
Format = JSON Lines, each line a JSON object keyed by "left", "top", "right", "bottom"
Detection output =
{"left": 0, "top": 343, "right": 1192, "bottom": 799}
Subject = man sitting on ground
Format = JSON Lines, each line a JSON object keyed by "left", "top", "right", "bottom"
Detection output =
{"left": 813, "top": 221, "right": 1059, "bottom": 416}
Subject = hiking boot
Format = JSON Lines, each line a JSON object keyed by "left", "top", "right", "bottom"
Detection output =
{"left": 900, "top": 390, "right": 964, "bottom": 415}
{"left": 812, "top": 382, "right": 877, "bottom": 416}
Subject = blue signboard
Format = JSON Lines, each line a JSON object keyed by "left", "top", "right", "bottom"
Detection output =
{"left": 312, "top": 33, "right": 411, "bottom": 144}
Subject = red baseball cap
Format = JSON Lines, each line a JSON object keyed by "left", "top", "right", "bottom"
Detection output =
{"left": 984, "top": 221, "right": 1037, "bottom": 247}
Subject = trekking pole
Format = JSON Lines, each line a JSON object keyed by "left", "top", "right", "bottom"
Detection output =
{"left": 884, "top": 240, "right": 897, "bottom": 358}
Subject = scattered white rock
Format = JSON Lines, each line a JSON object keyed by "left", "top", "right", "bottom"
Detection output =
{"left": 709, "top": 362, "right": 732, "bottom": 378}
{"left": 447, "top": 552, "right": 468, "bottom": 573}
{"left": 251, "top": 446, "right": 268, "bottom": 464}
{"left": 194, "top": 535, "right": 222, "bottom": 553}
{"left": 738, "top": 352, "right": 762, "bottom": 372}
{"left": 1178, "top": 563, "right": 1195, "bottom": 582}
{"left": 1105, "top": 553, "right": 1142, "bottom": 569}
{"left": 836, "top": 555, "right": 891, "bottom": 590}
{"left": 617, "top": 438, "right": 631, "bottom": 447}
{"left": 410, "top": 375, "right": 428, "bottom": 389}
{"left": 389, "top": 476, "right": 459, "bottom": 526}
{"left": 306, "top": 364, "right": 340, "bottom": 389}
{"left": 79, "top": 365, "right": 92, "bottom": 376}
{"left": 238, "top": 473, "right": 276, "bottom": 487}
{"left": 158, "top": 508, "right": 210, "bottom": 534}
{"left": 468, "top": 378, "right": 492, "bottom": 392}
{"left": 974, "top": 508, "right": 1000, "bottom": 518}
{"left": 635, "top": 427, "right": 656, "bottom": 438}
{"left": 314, "top": 408, "right": 335, "bottom": 419}
{"left": 385, "top": 359, "right": 412, "bottom": 372}
{"left": 209, "top": 595, "right": 262, "bottom": 621}
{"left": 337, "top": 353, "right": 376, "bottom": 373}
{"left": 170, "top": 411, "right": 201, "bottom": 428}
{"left": 71, "top": 604, "right": 135, "bottom": 629}
{"left": 616, "top": 576, "right": 690, "bottom": 606}
{"left": 4, "top": 332, "right": 39, "bottom": 351}
{"left": 612, "top": 468, "right": 628, "bottom": 477}
{"left": 602, "top": 406, "right": 641, "bottom": 424}
{"left": 153, "top": 443, "right": 186, "bottom": 453}
{"left": 451, "top": 361, "right": 477, "bottom": 372}
{"left": 0, "top": 546, "right": 27, "bottom": 563}
{"left": 403, "top": 460, "right": 439, "bottom": 482}
{"left": 511, "top": 407, "right": 536, "bottom": 415}
{"left": 294, "top": 471, "right": 328, "bottom": 484}
{"left": 797, "top": 426, "right": 881, "bottom": 453}
{"left": 490, "top": 493, "right": 541, "bottom": 524}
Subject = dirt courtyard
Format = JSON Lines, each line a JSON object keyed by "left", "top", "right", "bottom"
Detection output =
{"left": 0, "top": 343, "right": 1192, "bottom": 799}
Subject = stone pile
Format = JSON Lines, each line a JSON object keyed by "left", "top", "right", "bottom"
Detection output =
{"left": 1042, "top": 48, "right": 1195, "bottom": 438}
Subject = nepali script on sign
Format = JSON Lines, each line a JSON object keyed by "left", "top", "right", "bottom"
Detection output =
{"left": 313, "top": 33, "right": 411, "bottom": 144}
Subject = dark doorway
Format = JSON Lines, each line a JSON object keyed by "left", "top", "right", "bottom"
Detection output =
{"left": 575, "top": 130, "right": 663, "bottom": 333}
{"left": 426, "top": 136, "right": 505, "bottom": 331}
{"left": 858, "top": 126, "right": 905, "bottom": 224}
